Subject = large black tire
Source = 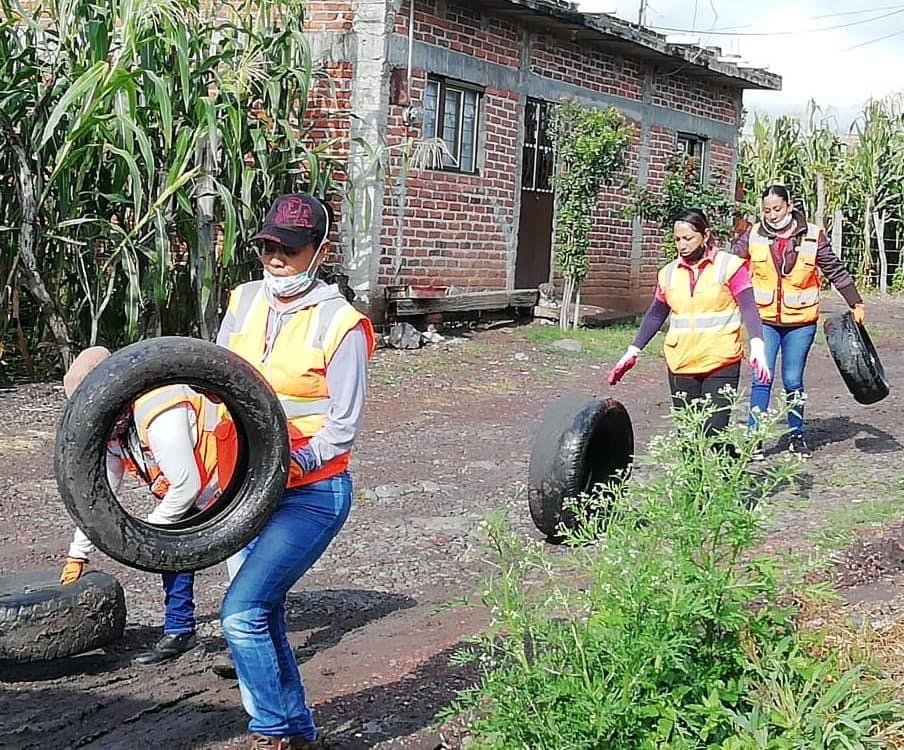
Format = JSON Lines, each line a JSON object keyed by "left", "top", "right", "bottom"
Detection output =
{"left": 528, "top": 392, "right": 634, "bottom": 541}
{"left": 824, "top": 312, "right": 890, "bottom": 405}
{"left": 0, "top": 570, "right": 125, "bottom": 663}
{"left": 55, "top": 336, "right": 289, "bottom": 573}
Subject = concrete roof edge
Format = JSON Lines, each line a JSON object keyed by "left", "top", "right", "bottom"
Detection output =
{"left": 501, "top": 0, "right": 782, "bottom": 91}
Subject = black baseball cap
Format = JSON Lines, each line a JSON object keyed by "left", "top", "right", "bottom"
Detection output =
{"left": 251, "top": 193, "right": 329, "bottom": 249}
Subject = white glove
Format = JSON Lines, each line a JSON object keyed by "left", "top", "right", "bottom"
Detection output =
{"left": 608, "top": 345, "right": 641, "bottom": 386}
{"left": 749, "top": 337, "right": 771, "bottom": 385}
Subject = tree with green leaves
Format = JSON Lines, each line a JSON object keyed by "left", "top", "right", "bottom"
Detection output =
{"left": 623, "top": 153, "right": 735, "bottom": 260}
{"left": 548, "top": 102, "right": 631, "bottom": 331}
{"left": 0, "top": 0, "right": 340, "bottom": 372}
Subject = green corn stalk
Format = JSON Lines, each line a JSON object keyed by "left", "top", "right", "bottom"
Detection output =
{"left": 0, "top": 0, "right": 343, "bottom": 371}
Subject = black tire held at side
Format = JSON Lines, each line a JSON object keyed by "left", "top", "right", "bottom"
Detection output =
{"left": 54, "top": 336, "right": 289, "bottom": 573}
{"left": 0, "top": 570, "right": 125, "bottom": 663}
{"left": 824, "top": 312, "right": 890, "bottom": 406}
{"left": 528, "top": 392, "right": 634, "bottom": 541}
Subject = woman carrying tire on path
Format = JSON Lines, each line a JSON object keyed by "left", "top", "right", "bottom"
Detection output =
{"left": 59, "top": 347, "right": 225, "bottom": 666}
{"left": 609, "top": 208, "right": 771, "bottom": 438}
{"left": 732, "top": 185, "right": 866, "bottom": 458}
{"left": 215, "top": 192, "right": 375, "bottom": 750}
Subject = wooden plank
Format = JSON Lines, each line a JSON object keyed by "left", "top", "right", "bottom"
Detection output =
{"left": 533, "top": 303, "right": 640, "bottom": 328}
{"left": 391, "top": 289, "right": 539, "bottom": 316}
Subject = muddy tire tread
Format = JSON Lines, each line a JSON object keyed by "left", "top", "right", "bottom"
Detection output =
{"left": 528, "top": 392, "right": 633, "bottom": 541}
{"left": 54, "top": 336, "right": 289, "bottom": 573}
{"left": 0, "top": 570, "right": 125, "bottom": 663}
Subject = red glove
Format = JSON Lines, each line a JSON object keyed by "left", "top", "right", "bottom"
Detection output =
{"left": 608, "top": 346, "right": 640, "bottom": 386}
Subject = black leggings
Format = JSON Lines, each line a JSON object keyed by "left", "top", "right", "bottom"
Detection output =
{"left": 667, "top": 361, "right": 741, "bottom": 437}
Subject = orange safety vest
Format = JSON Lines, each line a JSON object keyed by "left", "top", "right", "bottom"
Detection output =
{"left": 219, "top": 282, "right": 375, "bottom": 489}
{"left": 660, "top": 250, "right": 745, "bottom": 375}
{"left": 120, "top": 384, "right": 227, "bottom": 510}
{"left": 748, "top": 222, "right": 821, "bottom": 325}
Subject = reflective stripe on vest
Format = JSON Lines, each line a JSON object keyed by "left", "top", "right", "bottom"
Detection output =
{"left": 660, "top": 250, "right": 745, "bottom": 375}
{"left": 669, "top": 310, "right": 742, "bottom": 331}
{"left": 748, "top": 222, "right": 821, "bottom": 325}
{"left": 224, "top": 282, "right": 375, "bottom": 488}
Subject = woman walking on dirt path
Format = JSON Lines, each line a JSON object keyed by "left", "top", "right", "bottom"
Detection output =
{"left": 215, "top": 192, "right": 375, "bottom": 750}
{"left": 60, "top": 346, "right": 227, "bottom": 667}
{"left": 609, "top": 208, "right": 772, "bottom": 438}
{"left": 732, "top": 185, "right": 866, "bottom": 459}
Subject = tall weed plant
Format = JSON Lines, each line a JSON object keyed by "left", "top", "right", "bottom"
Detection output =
{"left": 449, "top": 394, "right": 903, "bottom": 748}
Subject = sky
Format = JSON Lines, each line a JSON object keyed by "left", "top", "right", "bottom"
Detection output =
{"left": 574, "top": 1, "right": 904, "bottom": 131}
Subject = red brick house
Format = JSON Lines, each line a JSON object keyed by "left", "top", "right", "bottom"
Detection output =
{"left": 304, "top": 0, "right": 780, "bottom": 317}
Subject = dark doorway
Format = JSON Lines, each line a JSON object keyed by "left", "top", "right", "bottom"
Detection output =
{"left": 515, "top": 98, "right": 555, "bottom": 289}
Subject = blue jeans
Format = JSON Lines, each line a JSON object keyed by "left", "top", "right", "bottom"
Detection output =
{"left": 162, "top": 572, "right": 196, "bottom": 635}
{"left": 748, "top": 322, "right": 817, "bottom": 437}
{"left": 221, "top": 473, "right": 352, "bottom": 740}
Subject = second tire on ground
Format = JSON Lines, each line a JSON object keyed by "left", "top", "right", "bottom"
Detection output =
{"left": 528, "top": 392, "right": 634, "bottom": 541}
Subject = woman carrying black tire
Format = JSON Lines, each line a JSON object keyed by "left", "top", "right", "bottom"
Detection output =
{"left": 215, "top": 193, "right": 375, "bottom": 750}
{"left": 733, "top": 185, "right": 866, "bottom": 459}
{"left": 59, "top": 346, "right": 225, "bottom": 667}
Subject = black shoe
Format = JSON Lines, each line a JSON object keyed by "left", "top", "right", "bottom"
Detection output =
{"left": 133, "top": 632, "right": 197, "bottom": 666}
{"left": 788, "top": 435, "right": 812, "bottom": 459}
{"left": 211, "top": 650, "right": 237, "bottom": 679}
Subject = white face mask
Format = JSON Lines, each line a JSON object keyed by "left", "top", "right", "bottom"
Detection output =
{"left": 264, "top": 269, "right": 316, "bottom": 298}
{"left": 765, "top": 212, "right": 794, "bottom": 231}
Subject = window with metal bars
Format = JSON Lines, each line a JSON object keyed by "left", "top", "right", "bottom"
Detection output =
{"left": 521, "top": 99, "right": 555, "bottom": 193}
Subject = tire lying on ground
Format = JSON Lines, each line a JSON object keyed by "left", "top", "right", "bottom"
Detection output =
{"left": 528, "top": 392, "right": 634, "bottom": 541}
{"left": 55, "top": 336, "right": 289, "bottom": 573}
{"left": 824, "top": 311, "right": 890, "bottom": 406}
{"left": 0, "top": 570, "right": 125, "bottom": 662}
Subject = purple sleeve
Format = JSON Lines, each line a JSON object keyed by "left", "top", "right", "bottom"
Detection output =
{"left": 735, "top": 286, "right": 763, "bottom": 340}
{"left": 731, "top": 229, "right": 751, "bottom": 259}
{"left": 632, "top": 298, "right": 671, "bottom": 350}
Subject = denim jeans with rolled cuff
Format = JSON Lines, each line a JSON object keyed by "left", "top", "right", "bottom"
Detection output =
{"left": 221, "top": 472, "right": 352, "bottom": 740}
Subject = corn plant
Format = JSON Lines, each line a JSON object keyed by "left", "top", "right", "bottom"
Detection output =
{"left": 0, "top": 0, "right": 341, "bottom": 371}
{"left": 737, "top": 114, "right": 806, "bottom": 218}
{"left": 844, "top": 97, "right": 904, "bottom": 292}
{"left": 796, "top": 101, "right": 843, "bottom": 228}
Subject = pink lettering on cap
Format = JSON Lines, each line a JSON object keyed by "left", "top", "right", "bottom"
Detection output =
{"left": 273, "top": 197, "right": 314, "bottom": 228}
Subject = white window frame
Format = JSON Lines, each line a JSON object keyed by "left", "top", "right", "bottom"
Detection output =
{"left": 423, "top": 77, "right": 482, "bottom": 174}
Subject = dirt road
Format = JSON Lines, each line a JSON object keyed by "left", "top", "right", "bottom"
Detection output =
{"left": 1, "top": 296, "right": 902, "bottom": 749}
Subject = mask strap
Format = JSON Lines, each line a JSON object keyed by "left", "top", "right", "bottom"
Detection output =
{"left": 303, "top": 200, "right": 331, "bottom": 277}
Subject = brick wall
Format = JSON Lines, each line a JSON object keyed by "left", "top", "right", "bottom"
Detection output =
{"left": 529, "top": 35, "right": 645, "bottom": 102}
{"left": 304, "top": 1, "right": 354, "bottom": 31}
{"left": 380, "top": 0, "right": 743, "bottom": 311}
{"left": 395, "top": 0, "right": 521, "bottom": 67}
{"left": 708, "top": 139, "right": 735, "bottom": 183}
{"left": 651, "top": 70, "right": 738, "bottom": 124}
{"left": 379, "top": 70, "right": 519, "bottom": 289}
{"left": 303, "top": 55, "right": 354, "bottom": 263}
